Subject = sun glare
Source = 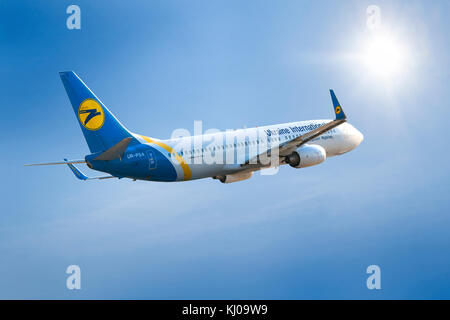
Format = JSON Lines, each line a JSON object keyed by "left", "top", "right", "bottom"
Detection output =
{"left": 362, "top": 31, "right": 411, "bottom": 80}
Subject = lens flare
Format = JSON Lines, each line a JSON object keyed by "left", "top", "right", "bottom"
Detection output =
{"left": 362, "top": 32, "right": 411, "bottom": 80}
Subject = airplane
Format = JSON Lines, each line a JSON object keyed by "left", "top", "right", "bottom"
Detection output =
{"left": 25, "top": 71, "right": 363, "bottom": 183}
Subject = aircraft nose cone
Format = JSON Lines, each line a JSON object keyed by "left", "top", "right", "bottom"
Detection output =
{"left": 355, "top": 129, "right": 364, "bottom": 146}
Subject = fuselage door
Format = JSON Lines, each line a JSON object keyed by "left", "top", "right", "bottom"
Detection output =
{"left": 147, "top": 150, "right": 157, "bottom": 170}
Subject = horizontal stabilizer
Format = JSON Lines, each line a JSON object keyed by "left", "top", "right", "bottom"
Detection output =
{"left": 94, "top": 137, "right": 132, "bottom": 161}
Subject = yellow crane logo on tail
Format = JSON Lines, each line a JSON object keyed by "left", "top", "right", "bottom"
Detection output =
{"left": 335, "top": 106, "right": 341, "bottom": 114}
{"left": 78, "top": 99, "right": 105, "bottom": 130}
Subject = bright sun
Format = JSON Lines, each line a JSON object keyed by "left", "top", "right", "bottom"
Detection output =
{"left": 362, "top": 32, "right": 411, "bottom": 80}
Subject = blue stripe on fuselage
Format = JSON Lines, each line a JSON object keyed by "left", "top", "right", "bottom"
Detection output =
{"left": 85, "top": 144, "right": 177, "bottom": 181}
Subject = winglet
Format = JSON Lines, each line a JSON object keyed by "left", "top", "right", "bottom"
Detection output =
{"left": 64, "top": 158, "right": 89, "bottom": 180}
{"left": 330, "top": 90, "right": 346, "bottom": 120}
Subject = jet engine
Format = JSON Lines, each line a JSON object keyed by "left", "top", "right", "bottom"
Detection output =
{"left": 214, "top": 171, "right": 253, "bottom": 183}
{"left": 285, "top": 145, "right": 326, "bottom": 168}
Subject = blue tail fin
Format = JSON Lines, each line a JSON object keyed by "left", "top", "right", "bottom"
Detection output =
{"left": 59, "top": 71, "right": 134, "bottom": 153}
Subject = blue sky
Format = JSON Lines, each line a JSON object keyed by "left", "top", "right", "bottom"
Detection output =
{"left": 1, "top": 0, "right": 450, "bottom": 299}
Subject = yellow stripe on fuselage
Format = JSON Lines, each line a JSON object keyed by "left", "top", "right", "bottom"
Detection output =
{"left": 138, "top": 135, "right": 192, "bottom": 181}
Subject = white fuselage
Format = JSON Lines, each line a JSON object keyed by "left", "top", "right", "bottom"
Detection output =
{"left": 137, "top": 119, "right": 363, "bottom": 181}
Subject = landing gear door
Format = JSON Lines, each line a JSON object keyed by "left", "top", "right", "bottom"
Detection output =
{"left": 147, "top": 151, "right": 157, "bottom": 170}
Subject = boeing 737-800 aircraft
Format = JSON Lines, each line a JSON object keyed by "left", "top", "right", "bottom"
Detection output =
{"left": 26, "top": 71, "right": 363, "bottom": 183}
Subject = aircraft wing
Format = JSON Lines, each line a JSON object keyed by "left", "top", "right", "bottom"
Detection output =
{"left": 242, "top": 89, "right": 347, "bottom": 166}
{"left": 25, "top": 159, "right": 116, "bottom": 180}
{"left": 24, "top": 159, "right": 86, "bottom": 166}
{"left": 64, "top": 159, "right": 116, "bottom": 180}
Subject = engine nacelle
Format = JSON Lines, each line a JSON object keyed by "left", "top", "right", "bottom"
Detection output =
{"left": 285, "top": 145, "right": 326, "bottom": 168}
{"left": 215, "top": 171, "right": 253, "bottom": 183}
